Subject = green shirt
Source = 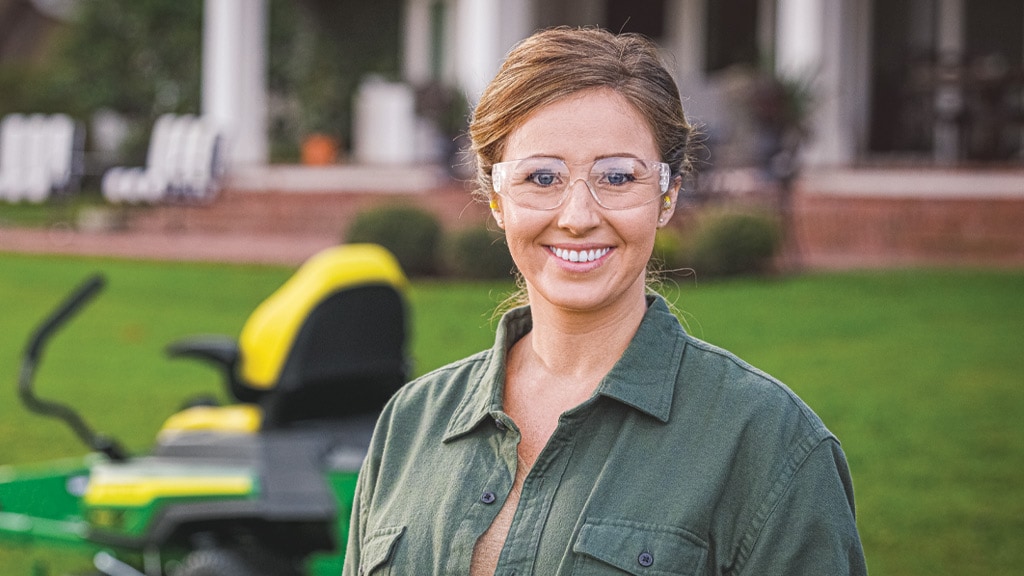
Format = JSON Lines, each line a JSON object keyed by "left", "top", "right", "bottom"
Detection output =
{"left": 345, "top": 295, "right": 867, "bottom": 575}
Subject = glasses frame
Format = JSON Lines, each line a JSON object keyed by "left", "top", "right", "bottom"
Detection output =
{"left": 491, "top": 157, "right": 673, "bottom": 211}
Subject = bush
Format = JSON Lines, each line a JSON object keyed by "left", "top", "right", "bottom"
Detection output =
{"left": 684, "top": 210, "right": 781, "bottom": 277}
{"left": 651, "top": 227, "right": 690, "bottom": 275}
{"left": 345, "top": 205, "right": 442, "bottom": 276}
{"left": 443, "top": 225, "right": 516, "bottom": 279}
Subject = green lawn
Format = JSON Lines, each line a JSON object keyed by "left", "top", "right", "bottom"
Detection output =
{"left": 1, "top": 253, "right": 1021, "bottom": 575}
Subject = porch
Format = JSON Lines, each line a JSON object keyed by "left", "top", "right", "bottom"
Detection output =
{"left": 2, "top": 165, "right": 1020, "bottom": 270}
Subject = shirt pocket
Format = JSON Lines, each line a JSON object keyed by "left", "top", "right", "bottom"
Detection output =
{"left": 572, "top": 518, "right": 707, "bottom": 576}
{"left": 359, "top": 525, "right": 406, "bottom": 576}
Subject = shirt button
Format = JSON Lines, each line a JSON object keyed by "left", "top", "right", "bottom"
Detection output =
{"left": 480, "top": 491, "right": 497, "bottom": 504}
{"left": 638, "top": 551, "right": 654, "bottom": 567}
{"left": 494, "top": 418, "right": 506, "bottom": 431}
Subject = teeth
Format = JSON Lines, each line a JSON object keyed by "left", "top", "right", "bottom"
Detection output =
{"left": 552, "top": 247, "right": 610, "bottom": 263}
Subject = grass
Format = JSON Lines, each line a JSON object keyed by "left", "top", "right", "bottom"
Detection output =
{"left": 0, "top": 253, "right": 1022, "bottom": 575}
{"left": 0, "top": 193, "right": 110, "bottom": 229}
{"left": 661, "top": 271, "right": 1024, "bottom": 575}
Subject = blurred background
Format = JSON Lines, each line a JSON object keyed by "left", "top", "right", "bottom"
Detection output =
{"left": 0, "top": 0, "right": 1021, "bottom": 271}
{"left": 1, "top": 2, "right": 1022, "bottom": 575}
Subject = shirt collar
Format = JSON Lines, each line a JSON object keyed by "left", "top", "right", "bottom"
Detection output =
{"left": 595, "top": 295, "right": 684, "bottom": 423}
{"left": 444, "top": 305, "right": 531, "bottom": 441}
{"left": 444, "top": 295, "right": 684, "bottom": 441}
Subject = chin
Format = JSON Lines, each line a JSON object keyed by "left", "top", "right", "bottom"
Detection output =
{"left": 529, "top": 279, "right": 646, "bottom": 315}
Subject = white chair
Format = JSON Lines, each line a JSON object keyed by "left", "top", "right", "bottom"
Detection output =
{"left": 22, "top": 114, "right": 52, "bottom": 202}
{"left": 45, "top": 114, "right": 80, "bottom": 198}
{"left": 102, "top": 114, "right": 223, "bottom": 204}
{"left": 0, "top": 114, "right": 27, "bottom": 201}
{"left": 174, "top": 118, "right": 223, "bottom": 202}
{"left": 102, "top": 113, "right": 177, "bottom": 203}
{"left": 0, "top": 113, "right": 82, "bottom": 203}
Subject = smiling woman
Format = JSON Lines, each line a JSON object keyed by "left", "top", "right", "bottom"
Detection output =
{"left": 491, "top": 88, "right": 677, "bottom": 316}
{"left": 343, "top": 27, "right": 867, "bottom": 576}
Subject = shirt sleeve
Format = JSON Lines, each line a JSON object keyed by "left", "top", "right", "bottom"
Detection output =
{"left": 736, "top": 438, "right": 868, "bottom": 575}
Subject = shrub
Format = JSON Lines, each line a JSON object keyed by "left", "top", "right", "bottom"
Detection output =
{"left": 651, "top": 227, "right": 691, "bottom": 276}
{"left": 345, "top": 205, "right": 442, "bottom": 276}
{"left": 442, "top": 225, "right": 516, "bottom": 279}
{"left": 684, "top": 209, "right": 781, "bottom": 277}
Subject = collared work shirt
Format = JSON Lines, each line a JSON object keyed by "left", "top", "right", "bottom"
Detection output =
{"left": 344, "top": 296, "right": 867, "bottom": 575}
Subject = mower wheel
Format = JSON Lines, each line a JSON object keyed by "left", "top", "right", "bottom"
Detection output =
{"left": 177, "top": 548, "right": 301, "bottom": 576}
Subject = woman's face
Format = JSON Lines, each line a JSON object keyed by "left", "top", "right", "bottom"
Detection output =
{"left": 493, "top": 88, "right": 678, "bottom": 315}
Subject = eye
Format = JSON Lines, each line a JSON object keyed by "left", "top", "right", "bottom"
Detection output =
{"left": 593, "top": 158, "right": 648, "bottom": 188}
{"left": 527, "top": 170, "right": 561, "bottom": 187}
{"left": 601, "top": 170, "right": 636, "bottom": 186}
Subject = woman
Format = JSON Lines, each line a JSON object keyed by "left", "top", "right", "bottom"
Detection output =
{"left": 344, "top": 27, "right": 866, "bottom": 575}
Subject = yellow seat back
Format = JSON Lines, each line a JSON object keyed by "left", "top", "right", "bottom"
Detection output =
{"left": 238, "top": 243, "right": 408, "bottom": 391}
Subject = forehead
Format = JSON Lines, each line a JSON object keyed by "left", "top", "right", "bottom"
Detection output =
{"left": 502, "top": 88, "right": 658, "bottom": 163}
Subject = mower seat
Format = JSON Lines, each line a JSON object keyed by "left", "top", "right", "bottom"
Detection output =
{"left": 158, "top": 243, "right": 409, "bottom": 438}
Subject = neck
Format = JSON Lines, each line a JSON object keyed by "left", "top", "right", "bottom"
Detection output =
{"left": 521, "top": 289, "right": 649, "bottom": 385}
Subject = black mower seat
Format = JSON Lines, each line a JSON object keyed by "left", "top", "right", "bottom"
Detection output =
{"left": 158, "top": 243, "right": 409, "bottom": 437}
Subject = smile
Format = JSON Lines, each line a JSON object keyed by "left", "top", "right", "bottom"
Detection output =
{"left": 550, "top": 246, "right": 611, "bottom": 263}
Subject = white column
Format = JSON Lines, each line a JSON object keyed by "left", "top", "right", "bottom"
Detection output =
{"left": 937, "top": 0, "right": 964, "bottom": 56}
{"left": 496, "top": 0, "right": 532, "bottom": 58}
{"left": 934, "top": 0, "right": 964, "bottom": 164}
{"left": 667, "top": 0, "right": 704, "bottom": 78}
{"left": 775, "top": 0, "right": 822, "bottom": 78}
{"left": 454, "top": 0, "right": 502, "bottom": 102}
{"left": 202, "top": 0, "right": 268, "bottom": 167}
{"left": 446, "top": 0, "right": 530, "bottom": 102}
{"left": 664, "top": 0, "right": 723, "bottom": 134}
{"left": 775, "top": 0, "right": 860, "bottom": 166}
{"left": 404, "top": 0, "right": 433, "bottom": 86}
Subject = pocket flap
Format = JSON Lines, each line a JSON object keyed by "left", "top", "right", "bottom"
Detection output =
{"left": 574, "top": 518, "right": 706, "bottom": 575}
{"left": 361, "top": 525, "right": 406, "bottom": 573}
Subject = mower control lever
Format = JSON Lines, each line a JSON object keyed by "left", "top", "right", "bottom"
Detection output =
{"left": 18, "top": 274, "right": 128, "bottom": 461}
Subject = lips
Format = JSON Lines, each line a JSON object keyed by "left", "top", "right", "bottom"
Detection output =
{"left": 550, "top": 246, "right": 611, "bottom": 263}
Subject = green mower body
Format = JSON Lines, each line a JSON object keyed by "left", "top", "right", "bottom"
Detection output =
{"left": 0, "top": 244, "right": 407, "bottom": 575}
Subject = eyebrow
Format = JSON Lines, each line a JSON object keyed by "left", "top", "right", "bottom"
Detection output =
{"left": 509, "top": 154, "right": 645, "bottom": 164}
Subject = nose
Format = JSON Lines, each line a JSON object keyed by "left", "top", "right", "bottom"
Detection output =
{"left": 557, "top": 178, "right": 602, "bottom": 233}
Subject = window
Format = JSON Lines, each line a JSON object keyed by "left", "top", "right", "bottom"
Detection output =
{"left": 704, "top": 0, "right": 760, "bottom": 73}
{"left": 605, "top": 0, "right": 666, "bottom": 38}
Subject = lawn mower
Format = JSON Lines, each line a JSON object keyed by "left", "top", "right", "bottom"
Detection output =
{"left": 0, "top": 243, "right": 409, "bottom": 575}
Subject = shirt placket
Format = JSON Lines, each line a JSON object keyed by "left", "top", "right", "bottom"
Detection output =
{"left": 447, "top": 413, "right": 519, "bottom": 572}
{"left": 493, "top": 414, "right": 578, "bottom": 576}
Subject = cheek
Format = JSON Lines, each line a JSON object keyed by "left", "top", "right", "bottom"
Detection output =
{"left": 500, "top": 212, "right": 540, "bottom": 256}
{"left": 622, "top": 214, "right": 661, "bottom": 258}
{"left": 501, "top": 207, "right": 546, "bottom": 237}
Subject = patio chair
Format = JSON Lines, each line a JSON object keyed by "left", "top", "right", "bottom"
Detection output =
{"left": 170, "top": 116, "right": 224, "bottom": 202}
{"left": 102, "top": 114, "right": 223, "bottom": 204}
{"left": 0, "top": 114, "right": 26, "bottom": 201}
{"left": 0, "top": 113, "right": 82, "bottom": 203}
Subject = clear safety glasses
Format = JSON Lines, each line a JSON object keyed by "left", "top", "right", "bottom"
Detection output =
{"left": 491, "top": 156, "right": 672, "bottom": 210}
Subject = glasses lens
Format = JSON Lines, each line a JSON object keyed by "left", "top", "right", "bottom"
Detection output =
{"left": 589, "top": 158, "right": 665, "bottom": 209}
{"left": 498, "top": 158, "right": 571, "bottom": 210}
{"left": 493, "top": 157, "right": 669, "bottom": 210}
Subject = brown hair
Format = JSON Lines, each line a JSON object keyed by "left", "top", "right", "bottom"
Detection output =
{"left": 469, "top": 26, "right": 694, "bottom": 200}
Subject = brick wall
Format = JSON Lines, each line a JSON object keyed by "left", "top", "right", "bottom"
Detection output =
{"left": 127, "top": 182, "right": 492, "bottom": 238}
{"left": 122, "top": 170, "right": 1024, "bottom": 270}
{"left": 793, "top": 194, "right": 1024, "bottom": 268}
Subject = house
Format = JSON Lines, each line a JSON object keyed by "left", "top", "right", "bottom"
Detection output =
{"left": 3, "top": 0, "right": 1020, "bottom": 267}
{"left": 205, "top": 0, "right": 1022, "bottom": 267}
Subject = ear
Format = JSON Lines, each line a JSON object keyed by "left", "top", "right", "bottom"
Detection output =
{"left": 489, "top": 195, "right": 504, "bottom": 229}
{"left": 657, "top": 176, "right": 682, "bottom": 228}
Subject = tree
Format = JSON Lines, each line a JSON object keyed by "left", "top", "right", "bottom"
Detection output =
{"left": 5, "top": 0, "right": 402, "bottom": 163}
